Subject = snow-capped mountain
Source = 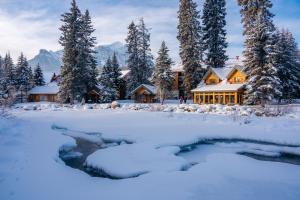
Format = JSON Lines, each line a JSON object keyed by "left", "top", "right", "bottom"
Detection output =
{"left": 28, "top": 42, "right": 128, "bottom": 73}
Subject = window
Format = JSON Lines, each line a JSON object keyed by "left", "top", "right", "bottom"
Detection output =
{"left": 40, "top": 95, "right": 47, "bottom": 101}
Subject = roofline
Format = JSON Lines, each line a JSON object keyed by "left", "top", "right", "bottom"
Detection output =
{"left": 226, "top": 65, "right": 247, "bottom": 79}
{"left": 131, "top": 84, "right": 156, "bottom": 95}
{"left": 201, "top": 67, "right": 219, "bottom": 82}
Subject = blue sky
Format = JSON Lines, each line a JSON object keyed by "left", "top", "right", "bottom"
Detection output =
{"left": 0, "top": 0, "right": 299, "bottom": 63}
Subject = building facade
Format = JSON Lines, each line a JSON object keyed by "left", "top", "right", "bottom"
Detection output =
{"left": 191, "top": 66, "right": 247, "bottom": 105}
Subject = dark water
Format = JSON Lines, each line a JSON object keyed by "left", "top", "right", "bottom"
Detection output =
{"left": 178, "top": 138, "right": 300, "bottom": 166}
{"left": 59, "top": 137, "right": 134, "bottom": 179}
{"left": 59, "top": 137, "right": 300, "bottom": 179}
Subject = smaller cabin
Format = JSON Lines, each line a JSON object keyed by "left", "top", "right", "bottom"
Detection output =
{"left": 131, "top": 84, "right": 157, "bottom": 103}
{"left": 28, "top": 83, "right": 59, "bottom": 102}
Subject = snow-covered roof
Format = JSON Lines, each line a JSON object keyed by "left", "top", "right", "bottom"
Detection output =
{"left": 212, "top": 67, "right": 233, "bottom": 80}
{"left": 191, "top": 80, "right": 245, "bottom": 92}
{"left": 28, "top": 83, "right": 59, "bottom": 95}
{"left": 131, "top": 84, "right": 157, "bottom": 95}
{"left": 171, "top": 65, "right": 184, "bottom": 72}
{"left": 120, "top": 70, "right": 130, "bottom": 78}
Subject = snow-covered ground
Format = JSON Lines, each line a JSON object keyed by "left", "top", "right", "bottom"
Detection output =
{"left": 1, "top": 103, "right": 300, "bottom": 200}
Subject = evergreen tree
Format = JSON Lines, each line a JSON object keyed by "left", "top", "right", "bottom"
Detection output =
{"left": 242, "top": 9, "right": 281, "bottom": 105}
{"left": 177, "top": 0, "right": 205, "bottom": 97}
{"left": 152, "top": 41, "right": 174, "bottom": 105}
{"left": 79, "top": 9, "right": 98, "bottom": 91}
{"left": 137, "top": 18, "right": 154, "bottom": 83}
{"left": 111, "top": 52, "right": 122, "bottom": 98}
{"left": 15, "top": 53, "right": 33, "bottom": 98}
{"left": 126, "top": 19, "right": 154, "bottom": 92}
{"left": 3, "top": 54, "right": 16, "bottom": 90}
{"left": 0, "top": 56, "right": 5, "bottom": 94}
{"left": 33, "top": 63, "right": 45, "bottom": 86}
{"left": 59, "top": 0, "right": 85, "bottom": 103}
{"left": 238, "top": 0, "right": 274, "bottom": 35}
{"left": 126, "top": 21, "right": 140, "bottom": 91}
{"left": 274, "top": 29, "right": 300, "bottom": 100}
{"left": 202, "top": 0, "right": 228, "bottom": 68}
{"left": 99, "top": 57, "right": 116, "bottom": 102}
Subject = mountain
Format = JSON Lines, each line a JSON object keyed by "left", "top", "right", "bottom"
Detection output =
{"left": 28, "top": 42, "right": 128, "bottom": 74}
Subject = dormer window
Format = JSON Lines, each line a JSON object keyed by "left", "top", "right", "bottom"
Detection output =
{"left": 233, "top": 77, "right": 242, "bottom": 83}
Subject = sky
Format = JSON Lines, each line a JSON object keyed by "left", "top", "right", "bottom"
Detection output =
{"left": 0, "top": 0, "right": 299, "bottom": 63}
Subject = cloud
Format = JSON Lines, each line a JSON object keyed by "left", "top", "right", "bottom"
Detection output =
{"left": 0, "top": 8, "right": 60, "bottom": 62}
{"left": 91, "top": 5, "right": 179, "bottom": 61}
{"left": 0, "top": 0, "right": 298, "bottom": 64}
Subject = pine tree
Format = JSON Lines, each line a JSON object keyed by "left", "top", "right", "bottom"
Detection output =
{"left": 111, "top": 52, "right": 122, "bottom": 98}
{"left": 3, "top": 54, "right": 16, "bottom": 90}
{"left": 238, "top": 0, "right": 274, "bottom": 35}
{"left": 137, "top": 18, "right": 154, "bottom": 83}
{"left": 79, "top": 9, "right": 98, "bottom": 91}
{"left": 99, "top": 57, "right": 116, "bottom": 102}
{"left": 59, "top": 0, "right": 86, "bottom": 103}
{"left": 126, "top": 21, "right": 140, "bottom": 91}
{"left": 15, "top": 53, "right": 33, "bottom": 102}
{"left": 0, "top": 56, "right": 5, "bottom": 95}
{"left": 152, "top": 41, "right": 174, "bottom": 105}
{"left": 177, "top": 0, "right": 205, "bottom": 97}
{"left": 33, "top": 63, "right": 45, "bottom": 86}
{"left": 202, "top": 0, "right": 228, "bottom": 68}
{"left": 274, "top": 29, "right": 300, "bottom": 100}
{"left": 242, "top": 9, "right": 281, "bottom": 105}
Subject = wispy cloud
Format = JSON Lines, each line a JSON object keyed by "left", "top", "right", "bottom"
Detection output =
{"left": 0, "top": 8, "right": 60, "bottom": 61}
{"left": 0, "top": 0, "right": 299, "bottom": 63}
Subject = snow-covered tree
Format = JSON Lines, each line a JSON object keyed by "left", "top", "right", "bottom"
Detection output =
{"left": 273, "top": 29, "right": 300, "bottom": 100}
{"left": 3, "top": 54, "right": 16, "bottom": 90}
{"left": 137, "top": 18, "right": 154, "bottom": 83}
{"left": 15, "top": 53, "right": 33, "bottom": 102}
{"left": 152, "top": 41, "right": 174, "bottom": 105}
{"left": 126, "top": 21, "right": 140, "bottom": 91}
{"left": 111, "top": 52, "right": 122, "bottom": 97}
{"left": 242, "top": 7, "right": 281, "bottom": 105}
{"left": 177, "top": 0, "right": 205, "bottom": 97}
{"left": 202, "top": 0, "right": 228, "bottom": 68}
{"left": 0, "top": 56, "right": 5, "bottom": 95}
{"left": 79, "top": 9, "right": 98, "bottom": 91}
{"left": 33, "top": 63, "right": 45, "bottom": 86}
{"left": 99, "top": 57, "right": 117, "bottom": 103}
{"left": 59, "top": 0, "right": 86, "bottom": 103}
{"left": 126, "top": 19, "right": 153, "bottom": 92}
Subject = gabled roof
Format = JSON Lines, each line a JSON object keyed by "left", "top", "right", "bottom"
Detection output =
{"left": 131, "top": 84, "right": 157, "bottom": 95}
{"left": 120, "top": 70, "right": 130, "bottom": 79}
{"left": 202, "top": 67, "right": 233, "bottom": 81}
{"left": 29, "top": 82, "right": 59, "bottom": 95}
{"left": 226, "top": 65, "right": 246, "bottom": 79}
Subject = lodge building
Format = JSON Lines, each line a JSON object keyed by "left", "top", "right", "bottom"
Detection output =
{"left": 191, "top": 66, "right": 247, "bottom": 105}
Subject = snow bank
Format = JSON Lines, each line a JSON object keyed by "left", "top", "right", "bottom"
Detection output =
{"left": 15, "top": 102, "right": 300, "bottom": 117}
{"left": 85, "top": 144, "right": 188, "bottom": 179}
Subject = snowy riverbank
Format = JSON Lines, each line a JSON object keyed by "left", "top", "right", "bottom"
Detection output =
{"left": 1, "top": 107, "right": 300, "bottom": 200}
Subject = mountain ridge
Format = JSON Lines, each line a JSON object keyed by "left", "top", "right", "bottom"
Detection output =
{"left": 28, "top": 42, "right": 128, "bottom": 73}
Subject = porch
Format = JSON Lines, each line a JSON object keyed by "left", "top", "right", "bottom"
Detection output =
{"left": 193, "top": 91, "right": 244, "bottom": 105}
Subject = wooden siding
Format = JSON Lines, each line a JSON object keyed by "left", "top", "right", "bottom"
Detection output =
{"left": 29, "top": 94, "right": 57, "bottom": 102}
{"left": 205, "top": 72, "right": 221, "bottom": 85}
{"left": 228, "top": 69, "right": 247, "bottom": 84}
{"left": 132, "top": 87, "right": 156, "bottom": 103}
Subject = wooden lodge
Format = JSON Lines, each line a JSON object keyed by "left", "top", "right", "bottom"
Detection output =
{"left": 191, "top": 66, "right": 247, "bottom": 105}
{"left": 131, "top": 84, "right": 157, "bottom": 103}
{"left": 28, "top": 82, "right": 59, "bottom": 102}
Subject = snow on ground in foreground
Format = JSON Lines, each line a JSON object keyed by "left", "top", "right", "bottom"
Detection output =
{"left": 0, "top": 105, "right": 300, "bottom": 200}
